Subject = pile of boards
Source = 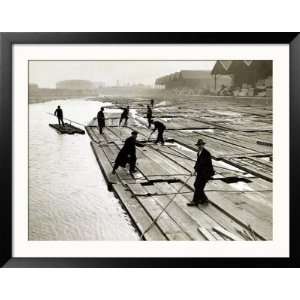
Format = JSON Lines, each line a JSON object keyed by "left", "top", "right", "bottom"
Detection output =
{"left": 86, "top": 96, "right": 273, "bottom": 241}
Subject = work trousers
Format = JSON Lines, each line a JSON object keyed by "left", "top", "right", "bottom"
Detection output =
{"left": 147, "top": 117, "right": 152, "bottom": 128}
{"left": 128, "top": 156, "right": 137, "bottom": 173}
{"left": 113, "top": 156, "right": 136, "bottom": 173}
{"left": 155, "top": 130, "right": 164, "bottom": 145}
{"left": 119, "top": 116, "right": 128, "bottom": 126}
{"left": 98, "top": 122, "right": 105, "bottom": 134}
{"left": 193, "top": 177, "right": 209, "bottom": 203}
{"left": 58, "top": 117, "right": 64, "bottom": 126}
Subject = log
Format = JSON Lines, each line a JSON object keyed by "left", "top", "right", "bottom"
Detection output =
{"left": 112, "top": 184, "right": 166, "bottom": 241}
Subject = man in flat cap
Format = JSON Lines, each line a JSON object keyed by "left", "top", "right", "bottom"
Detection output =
{"left": 188, "top": 139, "right": 214, "bottom": 206}
{"left": 112, "top": 130, "right": 144, "bottom": 176}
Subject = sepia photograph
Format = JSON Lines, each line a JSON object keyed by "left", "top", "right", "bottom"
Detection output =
{"left": 28, "top": 59, "right": 273, "bottom": 242}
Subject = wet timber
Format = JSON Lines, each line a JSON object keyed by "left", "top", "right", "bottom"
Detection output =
{"left": 86, "top": 96, "right": 273, "bottom": 241}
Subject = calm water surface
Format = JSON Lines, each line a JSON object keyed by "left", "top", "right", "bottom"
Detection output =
{"left": 29, "top": 99, "right": 139, "bottom": 241}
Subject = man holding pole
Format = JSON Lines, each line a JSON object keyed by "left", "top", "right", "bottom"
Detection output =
{"left": 188, "top": 139, "right": 214, "bottom": 206}
{"left": 112, "top": 131, "right": 144, "bottom": 176}
{"left": 150, "top": 120, "right": 166, "bottom": 145}
{"left": 54, "top": 105, "right": 64, "bottom": 127}
{"left": 119, "top": 106, "right": 129, "bottom": 126}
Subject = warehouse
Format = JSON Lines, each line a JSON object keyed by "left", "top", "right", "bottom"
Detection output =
{"left": 155, "top": 70, "right": 231, "bottom": 95}
{"left": 211, "top": 60, "right": 272, "bottom": 96}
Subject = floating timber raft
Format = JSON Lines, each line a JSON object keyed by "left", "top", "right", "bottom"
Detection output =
{"left": 49, "top": 123, "right": 85, "bottom": 135}
{"left": 86, "top": 96, "right": 273, "bottom": 241}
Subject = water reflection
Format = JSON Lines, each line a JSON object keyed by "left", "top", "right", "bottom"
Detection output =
{"left": 29, "top": 99, "right": 139, "bottom": 241}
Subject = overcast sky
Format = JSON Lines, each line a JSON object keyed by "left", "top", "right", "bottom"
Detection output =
{"left": 29, "top": 60, "right": 216, "bottom": 88}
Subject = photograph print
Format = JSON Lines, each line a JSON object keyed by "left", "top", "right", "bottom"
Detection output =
{"left": 29, "top": 60, "right": 273, "bottom": 242}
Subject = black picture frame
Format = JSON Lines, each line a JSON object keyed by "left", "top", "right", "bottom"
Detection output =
{"left": 1, "top": 32, "right": 299, "bottom": 268}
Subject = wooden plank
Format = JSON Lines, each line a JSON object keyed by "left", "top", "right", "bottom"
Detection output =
{"left": 152, "top": 194, "right": 206, "bottom": 240}
{"left": 143, "top": 185, "right": 159, "bottom": 195}
{"left": 182, "top": 176, "right": 272, "bottom": 239}
{"left": 86, "top": 127, "right": 100, "bottom": 143}
{"left": 90, "top": 142, "right": 118, "bottom": 186}
{"left": 174, "top": 136, "right": 257, "bottom": 160}
{"left": 109, "top": 127, "right": 133, "bottom": 140}
{"left": 197, "top": 227, "right": 218, "bottom": 241}
{"left": 137, "top": 196, "right": 191, "bottom": 240}
{"left": 169, "top": 182, "right": 193, "bottom": 193}
{"left": 224, "top": 157, "right": 272, "bottom": 182}
{"left": 207, "top": 228, "right": 225, "bottom": 241}
{"left": 156, "top": 117, "right": 214, "bottom": 130}
{"left": 103, "top": 127, "right": 122, "bottom": 142}
{"left": 49, "top": 123, "right": 85, "bottom": 135}
{"left": 195, "top": 130, "right": 272, "bottom": 154}
{"left": 152, "top": 145, "right": 195, "bottom": 173}
{"left": 213, "top": 225, "right": 242, "bottom": 241}
{"left": 205, "top": 191, "right": 272, "bottom": 240}
{"left": 112, "top": 184, "right": 167, "bottom": 241}
{"left": 153, "top": 183, "right": 225, "bottom": 240}
{"left": 101, "top": 144, "right": 118, "bottom": 163}
{"left": 91, "top": 127, "right": 107, "bottom": 143}
{"left": 127, "top": 183, "right": 149, "bottom": 196}
{"left": 142, "top": 147, "right": 190, "bottom": 176}
{"left": 134, "top": 148, "right": 171, "bottom": 177}
{"left": 162, "top": 182, "right": 248, "bottom": 240}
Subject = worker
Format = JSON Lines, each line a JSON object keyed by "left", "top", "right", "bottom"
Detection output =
{"left": 97, "top": 107, "right": 105, "bottom": 134}
{"left": 54, "top": 105, "right": 64, "bottom": 127}
{"left": 146, "top": 105, "right": 152, "bottom": 128}
{"left": 119, "top": 106, "right": 129, "bottom": 126}
{"left": 151, "top": 120, "right": 166, "bottom": 145}
{"left": 112, "top": 131, "right": 144, "bottom": 176}
{"left": 150, "top": 99, "right": 154, "bottom": 107}
{"left": 187, "top": 139, "right": 214, "bottom": 206}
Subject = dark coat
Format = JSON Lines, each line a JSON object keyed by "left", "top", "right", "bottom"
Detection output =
{"left": 146, "top": 107, "right": 152, "bottom": 118}
{"left": 115, "top": 136, "right": 143, "bottom": 168}
{"left": 153, "top": 121, "right": 166, "bottom": 133}
{"left": 54, "top": 108, "right": 63, "bottom": 118}
{"left": 97, "top": 111, "right": 105, "bottom": 127}
{"left": 194, "top": 148, "right": 214, "bottom": 183}
{"left": 121, "top": 108, "right": 129, "bottom": 118}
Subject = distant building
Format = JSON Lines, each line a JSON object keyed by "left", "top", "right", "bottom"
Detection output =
{"left": 155, "top": 70, "right": 231, "bottom": 94}
{"left": 56, "top": 80, "right": 96, "bottom": 90}
{"left": 94, "top": 81, "right": 106, "bottom": 89}
{"left": 211, "top": 60, "right": 272, "bottom": 88}
{"left": 29, "top": 81, "right": 98, "bottom": 103}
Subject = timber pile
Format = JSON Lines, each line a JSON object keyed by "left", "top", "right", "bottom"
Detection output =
{"left": 86, "top": 96, "right": 273, "bottom": 241}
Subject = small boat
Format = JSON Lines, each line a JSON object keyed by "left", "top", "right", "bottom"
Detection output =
{"left": 49, "top": 123, "right": 85, "bottom": 135}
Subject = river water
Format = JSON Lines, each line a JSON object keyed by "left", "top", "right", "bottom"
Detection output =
{"left": 29, "top": 99, "right": 139, "bottom": 241}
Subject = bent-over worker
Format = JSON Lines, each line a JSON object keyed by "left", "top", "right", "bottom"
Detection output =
{"left": 97, "top": 107, "right": 105, "bottom": 134}
{"left": 112, "top": 131, "right": 144, "bottom": 176}
{"left": 151, "top": 120, "right": 166, "bottom": 145}
{"left": 188, "top": 139, "right": 214, "bottom": 206}
{"left": 119, "top": 106, "right": 129, "bottom": 126}
{"left": 54, "top": 105, "right": 64, "bottom": 127}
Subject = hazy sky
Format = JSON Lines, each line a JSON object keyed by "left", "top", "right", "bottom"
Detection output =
{"left": 29, "top": 60, "right": 216, "bottom": 88}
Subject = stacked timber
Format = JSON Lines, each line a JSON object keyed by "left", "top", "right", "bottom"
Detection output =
{"left": 85, "top": 96, "right": 273, "bottom": 241}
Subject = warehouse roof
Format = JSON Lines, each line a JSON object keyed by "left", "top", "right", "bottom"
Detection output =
{"left": 211, "top": 60, "right": 273, "bottom": 75}
{"left": 155, "top": 70, "right": 211, "bottom": 85}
